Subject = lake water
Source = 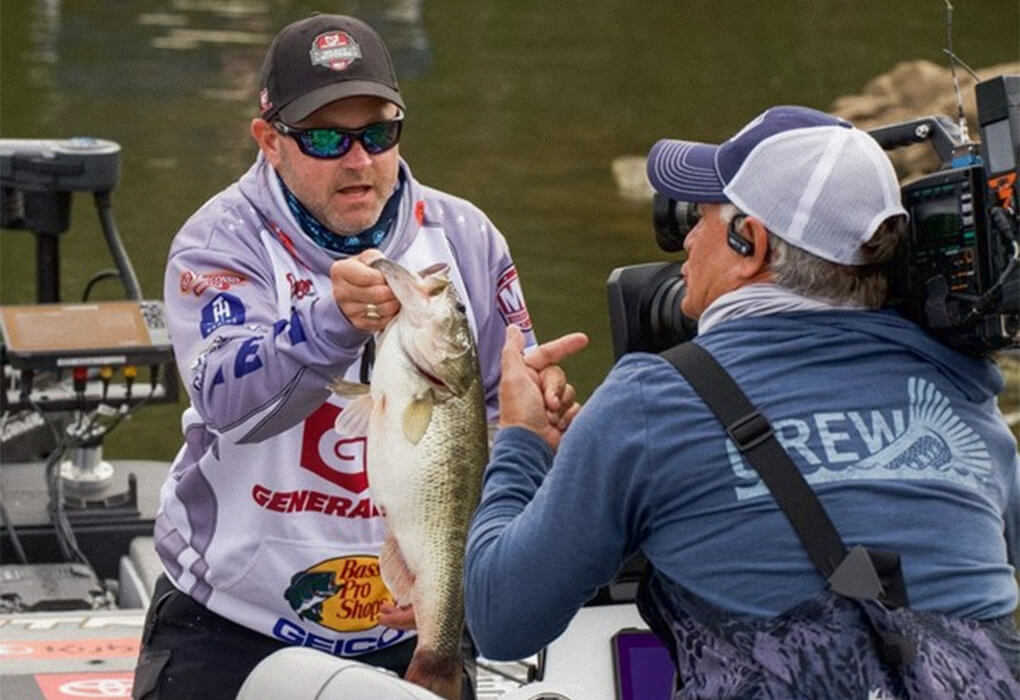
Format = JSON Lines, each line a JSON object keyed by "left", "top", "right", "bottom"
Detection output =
{"left": 2, "top": 0, "right": 1018, "bottom": 461}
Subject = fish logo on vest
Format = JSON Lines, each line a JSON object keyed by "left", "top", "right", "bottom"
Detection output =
{"left": 283, "top": 556, "right": 392, "bottom": 633}
{"left": 285, "top": 571, "right": 343, "bottom": 624}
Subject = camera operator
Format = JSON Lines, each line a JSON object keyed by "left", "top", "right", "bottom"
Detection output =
{"left": 464, "top": 105, "right": 1020, "bottom": 693}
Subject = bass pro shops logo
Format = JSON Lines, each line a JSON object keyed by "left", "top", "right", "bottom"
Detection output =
{"left": 283, "top": 556, "right": 391, "bottom": 632}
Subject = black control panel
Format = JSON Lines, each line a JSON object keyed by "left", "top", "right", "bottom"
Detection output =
{"left": 0, "top": 300, "right": 177, "bottom": 413}
{"left": 902, "top": 165, "right": 991, "bottom": 299}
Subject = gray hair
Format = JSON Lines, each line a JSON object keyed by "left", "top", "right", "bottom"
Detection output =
{"left": 722, "top": 204, "right": 907, "bottom": 308}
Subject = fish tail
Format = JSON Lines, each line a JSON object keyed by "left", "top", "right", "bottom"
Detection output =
{"left": 404, "top": 648, "right": 463, "bottom": 700}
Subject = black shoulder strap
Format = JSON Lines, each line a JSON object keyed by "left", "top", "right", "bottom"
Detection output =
{"left": 662, "top": 342, "right": 849, "bottom": 578}
{"left": 662, "top": 342, "right": 911, "bottom": 604}
{"left": 661, "top": 342, "right": 913, "bottom": 663}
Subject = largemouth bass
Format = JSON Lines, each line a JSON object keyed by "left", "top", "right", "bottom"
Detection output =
{"left": 332, "top": 258, "right": 487, "bottom": 700}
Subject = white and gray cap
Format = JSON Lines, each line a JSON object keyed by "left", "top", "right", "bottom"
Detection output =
{"left": 646, "top": 105, "right": 907, "bottom": 265}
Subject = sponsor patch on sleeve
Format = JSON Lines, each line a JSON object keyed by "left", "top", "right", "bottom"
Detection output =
{"left": 200, "top": 292, "right": 246, "bottom": 338}
{"left": 180, "top": 269, "right": 247, "bottom": 296}
{"left": 495, "top": 264, "right": 532, "bottom": 331}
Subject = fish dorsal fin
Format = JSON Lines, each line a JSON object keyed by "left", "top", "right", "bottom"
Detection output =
{"left": 418, "top": 262, "right": 449, "bottom": 278}
{"left": 328, "top": 378, "right": 371, "bottom": 398}
{"left": 402, "top": 393, "right": 433, "bottom": 444}
{"left": 334, "top": 394, "right": 373, "bottom": 436}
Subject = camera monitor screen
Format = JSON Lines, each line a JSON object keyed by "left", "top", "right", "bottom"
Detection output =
{"left": 611, "top": 628, "right": 674, "bottom": 700}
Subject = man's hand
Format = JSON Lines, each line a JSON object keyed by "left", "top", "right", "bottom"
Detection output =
{"left": 499, "top": 325, "right": 589, "bottom": 450}
{"left": 378, "top": 601, "right": 416, "bottom": 629}
{"left": 330, "top": 249, "right": 399, "bottom": 332}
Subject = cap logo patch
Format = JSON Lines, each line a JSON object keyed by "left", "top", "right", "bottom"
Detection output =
{"left": 259, "top": 87, "right": 272, "bottom": 115}
{"left": 310, "top": 30, "right": 362, "bottom": 71}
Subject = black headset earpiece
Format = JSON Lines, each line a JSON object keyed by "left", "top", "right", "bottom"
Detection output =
{"left": 727, "top": 214, "right": 754, "bottom": 257}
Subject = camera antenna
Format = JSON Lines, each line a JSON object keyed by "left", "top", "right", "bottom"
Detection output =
{"left": 942, "top": 0, "right": 977, "bottom": 144}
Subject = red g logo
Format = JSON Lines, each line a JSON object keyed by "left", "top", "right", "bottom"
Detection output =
{"left": 300, "top": 403, "right": 369, "bottom": 493}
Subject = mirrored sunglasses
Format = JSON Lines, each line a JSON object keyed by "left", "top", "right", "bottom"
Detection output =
{"left": 273, "top": 116, "right": 403, "bottom": 159}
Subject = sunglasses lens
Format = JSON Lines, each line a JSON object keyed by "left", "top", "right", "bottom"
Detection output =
{"left": 298, "top": 129, "right": 351, "bottom": 158}
{"left": 360, "top": 121, "right": 401, "bottom": 154}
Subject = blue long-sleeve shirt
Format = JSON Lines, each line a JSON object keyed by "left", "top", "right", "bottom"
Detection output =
{"left": 465, "top": 310, "right": 1020, "bottom": 661}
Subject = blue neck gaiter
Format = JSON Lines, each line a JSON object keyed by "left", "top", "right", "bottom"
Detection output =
{"left": 279, "top": 174, "right": 403, "bottom": 256}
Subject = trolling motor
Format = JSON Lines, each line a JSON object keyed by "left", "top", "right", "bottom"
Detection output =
{"left": 1, "top": 138, "right": 178, "bottom": 586}
{"left": 0, "top": 137, "right": 177, "bottom": 465}
{"left": 0, "top": 137, "right": 140, "bottom": 302}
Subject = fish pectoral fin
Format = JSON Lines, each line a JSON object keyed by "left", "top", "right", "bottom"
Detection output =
{"left": 334, "top": 395, "right": 374, "bottom": 435}
{"left": 328, "top": 378, "right": 371, "bottom": 398}
{"left": 402, "top": 394, "right": 433, "bottom": 444}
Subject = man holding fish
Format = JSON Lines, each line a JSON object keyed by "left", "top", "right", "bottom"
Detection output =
{"left": 132, "top": 13, "right": 574, "bottom": 700}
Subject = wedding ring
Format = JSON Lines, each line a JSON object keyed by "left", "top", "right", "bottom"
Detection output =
{"left": 364, "top": 303, "right": 381, "bottom": 320}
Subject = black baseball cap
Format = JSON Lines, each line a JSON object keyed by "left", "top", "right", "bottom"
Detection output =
{"left": 257, "top": 14, "right": 405, "bottom": 123}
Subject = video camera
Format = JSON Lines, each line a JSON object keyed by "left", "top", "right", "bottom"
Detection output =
{"left": 607, "top": 75, "right": 1020, "bottom": 359}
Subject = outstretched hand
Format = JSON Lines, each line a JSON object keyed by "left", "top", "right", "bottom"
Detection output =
{"left": 499, "top": 325, "right": 589, "bottom": 450}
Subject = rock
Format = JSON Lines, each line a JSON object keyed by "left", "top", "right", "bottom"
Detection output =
{"left": 830, "top": 59, "right": 1020, "bottom": 181}
{"left": 611, "top": 155, "right": 655, "bottom": 201}
{"left": 612, "top": 60, "right": 1019, "bottom": 200}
